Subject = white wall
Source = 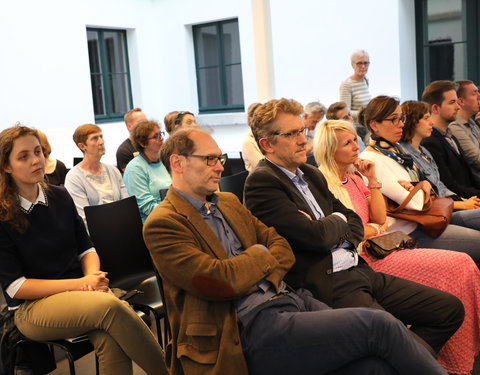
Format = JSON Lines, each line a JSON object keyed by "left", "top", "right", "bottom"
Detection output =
{"left": 0, "top": 0, "right": 418, "bottom": 167}
{"left": 266, "top": 0, "right": 417, "bottom": 107}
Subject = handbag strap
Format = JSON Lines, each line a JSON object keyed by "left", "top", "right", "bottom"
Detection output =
{"left": 388, "top": 181, "right": 431, "bottom": 212}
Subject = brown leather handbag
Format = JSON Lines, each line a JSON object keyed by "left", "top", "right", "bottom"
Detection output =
{"left": 364, "top": 231, "right": 416, "bottom": 259}
{"left": 385, "top": 181, "right": 453, "bottom": 237}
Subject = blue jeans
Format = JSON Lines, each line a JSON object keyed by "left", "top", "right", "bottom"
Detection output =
{"left": 410, "top": 214, "right": 480, "bottom": 265}
{"left": 239, "top": 289, "right": 447, "bottom": 375}
{"left": 450, "top": 208, "right": 480, "bottom": 230}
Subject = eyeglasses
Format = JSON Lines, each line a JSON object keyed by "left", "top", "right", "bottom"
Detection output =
{"left": 382, "top": 114, "right": 407, "bottom": 126}
{"left": 181, "top": 154, "right": 228, "bottom": 166}
{"left": 272, "top": 127, "right": 308, "bottom": 139}
{"left": 148, "top": 131, "right": 165, "bottom": 140}
{"left": 355, "top": 61, "right": 370, "bottom": 66}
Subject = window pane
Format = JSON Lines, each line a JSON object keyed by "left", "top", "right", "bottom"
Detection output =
{"left": 225, "top": 64, "right": 244, "bottom": 106}
{"left": 91, "top": 74, "right": 105, "bottom": 115}
{"left": 426, "top": 0, "right": 467, "bottom": 83}
{"left": 427, "top": 42, "right": 467, "bottom": 81}
{"left": 427, "top": 0, "right": 465, "bottom": 43}
{"left": 87, "top": 31, "right": 101, "bottom": 73}
{"left": 198, "top": 67, "right": 221, "bottom": 108}
{"left": 194, "top": 25, "right": 219, "bottom": 67}
{"left": 222, "top": 21, "right": 241, "bottom": 65}
{"left": 104, "top": 31, "right": 127, "bottom": 73}
{"left": 109, "top": 73, "right": 130, "bottom": 114}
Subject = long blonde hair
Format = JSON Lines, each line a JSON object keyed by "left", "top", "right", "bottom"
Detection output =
{"left": 313, "top": 120, "right": 356, "bottom": 211}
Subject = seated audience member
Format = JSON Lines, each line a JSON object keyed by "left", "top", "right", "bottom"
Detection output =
{"left": 123, "top": 120, "right": 171, "bottom": 223}
{"left": 164, "top": 111, "right": 179, "bottom": 135}
{"left": 0, "top": 125, "right": 166, "bottom": 375}
{"left": 421, "top": 80, "right": 480, "bottom": 198}
{"left": 165, "top": 111, "right": 197, "bottom": 135}
{"left": 303, "top": 101, "right": 326, "bottom": 166}
{"left": 315, "top": 119, "right": 480, "bottom": 374}
{"left": 359, "top": 95, "right": 480, "bottom": 263}
{"left": 448, "top": 80, "right": 480, "bottom": 180}
{"left": 401, "top": 100, "right": 480, "bottom": 210}
{"left": 65, "top": 124, "right": 128, "bottom": 227}
{"left": 242, "top": 102, "right": 264, "bottom": 172}
{"left": 116, "top": 107, "right": 147, "bottom": 172}
{"left": 244, "top": 98, "right": 463, "bottom": 356}
{"left": 326, "top": 101, "right": 366, "bottom": 151}
{"left": 37, "top": 130, "right": 68, "bottom": 185}
{"left": 143, "top": 127, "right": 449, "bottom": 375}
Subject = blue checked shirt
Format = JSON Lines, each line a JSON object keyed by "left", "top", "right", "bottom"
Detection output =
{"left": 266, "top": 159, "right": 358, "bottom": 272}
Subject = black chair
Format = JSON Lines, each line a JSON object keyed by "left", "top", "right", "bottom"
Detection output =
{"left": 10, "top": 336, "right": 96, "bottom": 375}
{"left": 84, "top": 196, "right": 165, "bottom": 342}
{"left": 219, "top": 170, "right": 249, "bottom": 203}
{"left": 152, "top": 268, "right": 171, "bottom": 351}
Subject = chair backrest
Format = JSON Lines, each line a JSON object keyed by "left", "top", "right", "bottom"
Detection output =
{"left": 84, "top": 196, "right": 154, "bottom": 289}
{"left": 218, "top": 170, "right": 249, "bottom": 203}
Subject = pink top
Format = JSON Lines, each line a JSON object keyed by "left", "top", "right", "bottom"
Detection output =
{"left": 343, "top": 173, "right": 480, "bottom": 373}
{"left": 344, "top": 173, "right": 370, "bottom": 225}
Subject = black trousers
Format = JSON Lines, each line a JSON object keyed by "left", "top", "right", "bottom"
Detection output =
{"left": 331, "top": 262, "right": 465, "bottom": 353}
{"left": 239, "top": 290, "right": 448, "bottom": 375}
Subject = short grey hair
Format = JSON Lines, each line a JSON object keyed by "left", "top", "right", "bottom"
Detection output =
{"left": 304, "top": 101, "right": 327, "bottom": 116}
{"left": 351, "top": 49, "right": 369, "bottom": 65}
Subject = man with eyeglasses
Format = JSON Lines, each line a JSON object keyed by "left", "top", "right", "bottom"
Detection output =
{"left": 116, "top": 107, "right": 147, "bottom": 173}
{"left": 143, "top": 127, "right": 449, "bottom": 375}
{"left": 422, "top": 80, "right": 480, "bottom": 198}
{"left": 244, "top": 98, "right": 463, "bottom": 360}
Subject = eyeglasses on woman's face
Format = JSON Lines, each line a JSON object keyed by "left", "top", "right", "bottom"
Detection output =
{"left": 381, "top": 114, "right": 406, "bottom": 126}
{"left": 148, "top": 131, "right": 165, "bottom": 141}
{"left": 355, "top": 61, "right": 370, "bottom": 67}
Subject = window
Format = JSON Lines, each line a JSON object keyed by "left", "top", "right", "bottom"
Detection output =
{"left": 415, "top": 0, "right": 480, "bottom": 97}
{"left": 87, "top": 28, "right": 133, "bottom": 122}
{"left": 193, "top": 19, "right": 245, "bottom": 113}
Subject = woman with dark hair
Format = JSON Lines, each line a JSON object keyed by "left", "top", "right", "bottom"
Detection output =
{"left": 400, "top": 100, "right": 480, "bottom": 214}
{"left": 165, "top": 111, "right": 196, "bottom": 135}
{"left": 37, "top": 130, "right": 67, "bottom": 186}
{"left": 358, "top": 95, "right": 480, "bottom": 262}
{"left": 314, "top": 119, "right": 480, "bottom": 375}
{"left": 0, "top": 125, "right": 166, "bottom": 375}
{"left": 124, "top": 120, "right": 171, "bottom": 222}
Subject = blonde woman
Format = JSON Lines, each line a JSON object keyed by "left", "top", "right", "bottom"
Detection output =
{"left": 314, "top": 119, "right": 480, "bottom": 375}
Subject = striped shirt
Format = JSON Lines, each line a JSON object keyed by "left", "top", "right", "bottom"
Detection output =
{"left": 339, "top": 77, "right": 371, "bottom": 121}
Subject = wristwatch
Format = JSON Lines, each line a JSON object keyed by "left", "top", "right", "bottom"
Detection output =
{"left": 368, "top": 181, "right": 382, "bottom": 189}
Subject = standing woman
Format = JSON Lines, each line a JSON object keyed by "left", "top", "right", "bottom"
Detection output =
{"left": 339, "top": 49, "right": 372, "bottom": 140}
{"left": 65, "top": 124, "right": 129, "bottom": 227}
{"left": 124, "top": 120, "right": 171, "bottom": 223}
{"left": 358, "top": 95, "right": 480, "bottom": 264}
{"left": 0, "top": 125, "right": 166, "bottom": 375}
{"left": 314, "top": 119, "right": 480, "bottom": 375}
